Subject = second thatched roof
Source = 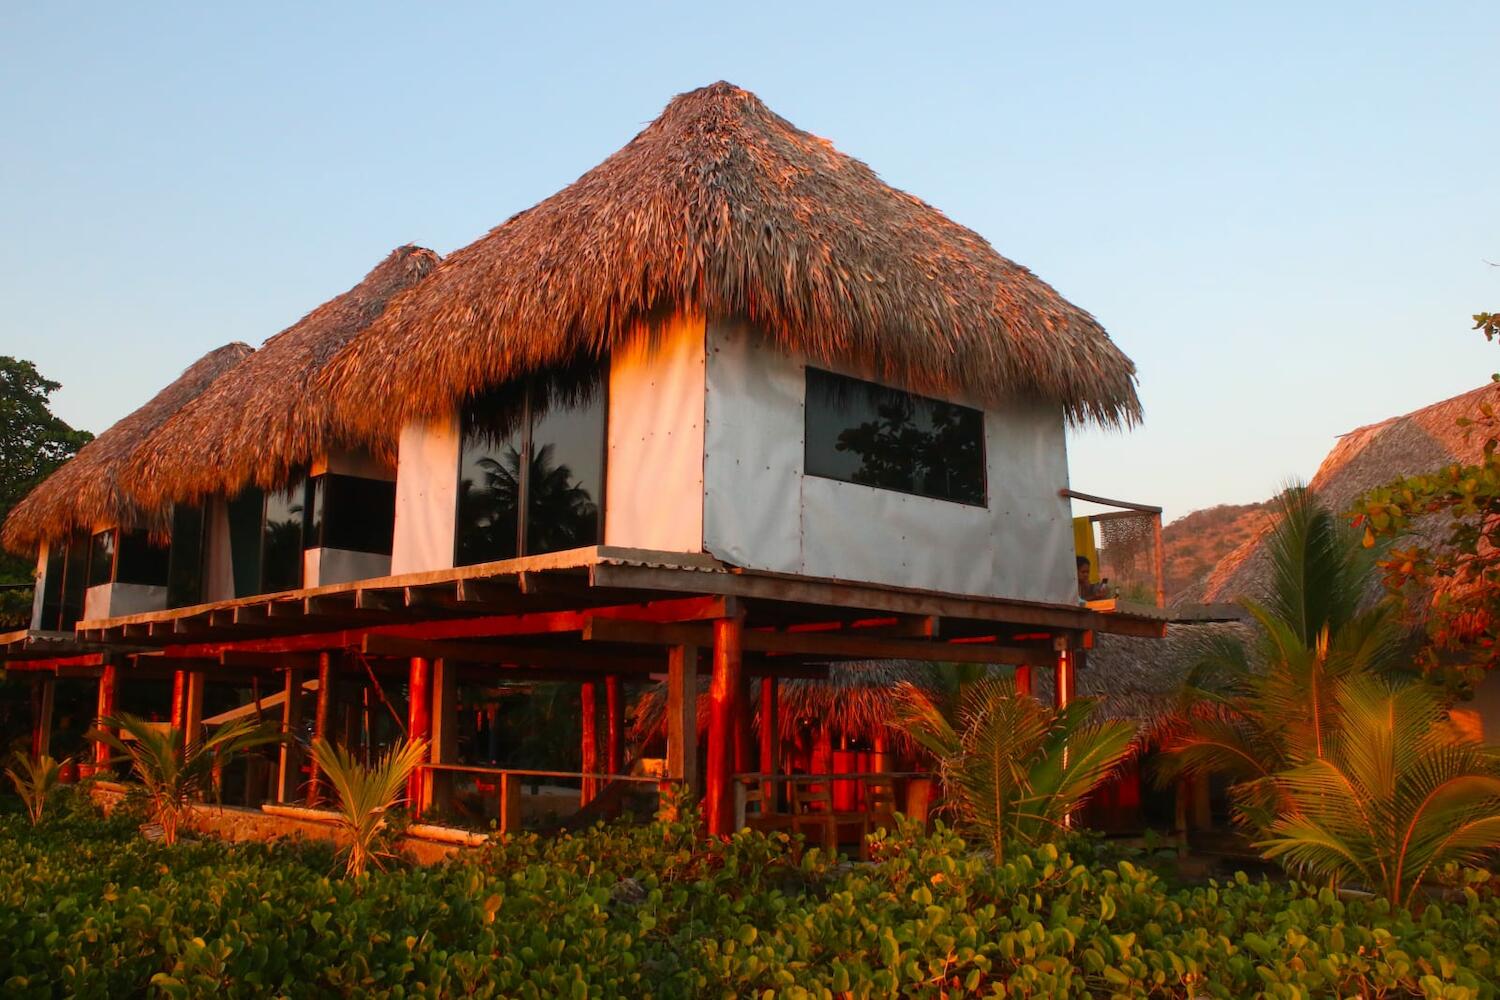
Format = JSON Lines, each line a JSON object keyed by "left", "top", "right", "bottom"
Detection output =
{"left": 320, "top": 82, "right": 1141, "bottom": 443}
{"left": 2, "top": 343, "right": 254, "bottom": 555}
{"left": 124, "top": 245, "right": 439, "bottom": 509}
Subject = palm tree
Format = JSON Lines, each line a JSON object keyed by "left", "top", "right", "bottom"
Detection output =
{"left": 4, "top": 752, "right": 65, "bottom": 826}
{"left": 1257, "top": 676, "right": 1500, "bottom": 907}
{"left": 90, "top": 713, "right": 282, "bottom": 845}
{"left": 897, "top": 676, "right": 1136, "bottom": 863}
{"left": 1157, "top": 487, "right": 1407, "bottom": 833}
{"left": 310, "top": 736, "right": 428, "bottom": 877}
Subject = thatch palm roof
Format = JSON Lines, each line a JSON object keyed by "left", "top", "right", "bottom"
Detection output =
{"left": 124, "top": 245, "right": 439, "bottom": 509}
{"left": 2, "top": 343, "right": 254, "bottom": 555}
{"left": 320, "top": 82, "right": 1140, "bottom": 441}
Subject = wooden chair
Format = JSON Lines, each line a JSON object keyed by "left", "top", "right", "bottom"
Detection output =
{"left": 741, "top": 782, "right": 795, "bottom": 837}
{"left": 791, "top": 780, "right": 871, "bottom": 856}
{"left": 864, "top": 776, "right": 899, "bottom": 834}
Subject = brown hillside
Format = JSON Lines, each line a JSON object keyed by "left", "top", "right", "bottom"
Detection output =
{"left": 1162, "top": 501, "right": 1272, "bottom": 602}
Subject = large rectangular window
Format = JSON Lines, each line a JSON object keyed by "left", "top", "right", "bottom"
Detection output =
{"left": 456, "top": 378, "right": 606, "bottom": 566}
{"left": 260, "top": 480, "right": 306, "bottom": 594}
{"left": 115, "top": 529, "right": 170, "bottom": 587}
{"left": 804, "top": 368, "right": 987, "bottom": 507}
{"left": 36, "top": 538, "right": 88, "bottom": 632}
{"left": 86, "top": 530, "right": 116, "bottom": 589}
{"left": 227, "top": 488, "right": 265, "bottom": 598}
{"left": 166, "top": 505, "right": 206, "bottom": 608}
{"left": 304, "top": 474, "right": 396, "bottom": 555}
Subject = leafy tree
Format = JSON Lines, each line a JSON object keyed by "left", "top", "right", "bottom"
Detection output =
{"left": 896, "top": 676, "right": 1136, "bottom": 863}
{"left": 90, "top": 713, "right": 282, "bottom": 845}
{"left": 1258, "top": 675, "right": 1500, "bottom": 907}
{"left": 1355, "top": 314, "right": 1500, "bottom": 688}
{"left": 1158, "top": 488, "right": 1406, "bottom": 834}
{"left": 0, "top": 357, "right": 91, "bottom": 624}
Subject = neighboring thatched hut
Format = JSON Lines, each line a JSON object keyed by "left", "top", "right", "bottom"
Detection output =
{"left": 124, "top": 245, "right": 439, "bottom": 511}
{"left": 2, "top": 343, "right": 253, "bottom": 629}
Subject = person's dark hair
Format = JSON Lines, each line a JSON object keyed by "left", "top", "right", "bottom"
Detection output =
{"left": 1076, "top": 556, "right": 1091, "bottom": 568}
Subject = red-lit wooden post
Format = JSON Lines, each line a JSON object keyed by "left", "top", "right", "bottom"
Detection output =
{"left": 31, "top": 675, "right": 55, "bottom": 760}
{"left": 665, "top": 644, "right": 698, "bottom": 815}
{"left": 183, "top": 670, "right": 205, "bottom": 745}
{"left": 579, "top": 681, "right": 598, "bottom": 806}
{"left": 306, "top": 651, "right": 333, "bottom": 805}
{"left": 1013, "top": 664, "right": 1033, "bottom": 698}
{"left": 734, "top": 669, "right": 754, "bottom": 777}
{"left": 759, "top": 675, "right": 779, "bottom": 806}
{"left": 428, "top": 658, "right": 456, "bottom": 817}
{"left": 170, "top": 670, "right": 186, "bottom": 730}
{"left": 706, "top": 617, "right": 743, "bottom": 836}
{"left": 406, "top": 657, "right": 431, "bottom": 815}
{"left": 276, "top": 668, "right": 304, "bottom": 803}
{"left": 605, "top": 674, "right": 623, "bottom": 777}
{"left": 1053, "top": 650, "right": 1074, "bottom": 710}
{"left": 94, "top": 662, "right": 118, "bottom": 767}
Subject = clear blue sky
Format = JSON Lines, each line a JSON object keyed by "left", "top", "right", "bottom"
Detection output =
{"left": 3, "top": 2, "right": 1495, "bottom": 523}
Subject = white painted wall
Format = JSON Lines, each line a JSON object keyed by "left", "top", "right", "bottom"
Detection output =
{"left": 604, "top": 316, "right": 707, "bottom": 553}
{"left": 702, "top": 321, "right": 1076, "bottom": 603}
{"left": 29, "top": 544, "right": 47, "bottom": 630}
{"left": 305, "top": 547, "right": 392, "bottom": 588}
{"left": 391, "top": 416, "right": 460, "bottom": 575}
{"left": 202, "top": 497, "right": 236, "bottom": 602}
{"left": 84, "top": 582, "right": 167, "bottom": 620}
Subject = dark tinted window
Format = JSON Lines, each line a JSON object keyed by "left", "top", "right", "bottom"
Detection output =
{"left": 526, "top": 392, "right": 604, "bottom": 555}
{"left": 37, "top": 544, "right": 66, "bottom": 630}
{"left": 456, "top": 400, "right": 525, "bottom": 566}
{"left": 227, "top": 488, "right": 264, "bottom": 598}
{"left": 804, "top": 368, "right": 987, "bottom": 507}
{"left": 305, "top": 474, "right": 396, "bottom": 555}
{"left": 261, "top": 480, "right": 305, "bottom": 593}
{"left": 166, "top": 505, "right": 206, "bottom": 608}
{"left": 116, "top": 529, "right": 170, "bottom": 587}
{"left": 456, "top": 380, "right": 606, "bottom": 565}
{"left": 87, "top": 530, "right": 116, "bottom": 588}
{"left": 60, "top": 537, "right": 88, "bottom": 626}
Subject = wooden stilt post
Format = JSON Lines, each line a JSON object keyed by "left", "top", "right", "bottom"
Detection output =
{"left": 406, "top": 657, "right": 431, "bottom": 815}
{"left": 428, "top": 658, "right": 456, "bottom": 818}
{"left": 665, "top": 644, "right": 698, "bottom": 812}
{"left": 170, "top": 670, "right": 186, "bottom": 730}
{"left": 306, "top": 651, "right": 334, "bottom": 805}
{"left": 706, "top": 617, "right": 743, "bottom": 837}
{"left": 32, "top": 675, "right": 55, "bottom": 760}
{"left": 183, "top": 670, "right": 205, "bottom": 745}
{"left": 580, "top": 680, "right": 598, "bottom": 806}
{"left": 759, "top": 675, "right": 779, "bottom": 806}
{"left": 734, "top": 668, "right": 753, "bottom": 777}
{"left": 1013, "top": 664, "right": 1033, "bottom": 698}
{"left": 93, "top": 662, "right": 118, "bottom": 767}
{"left": 1053, "top": 650, "right": 1074, "bottom": 710}
{"left": 605, "top": 674, "right": 623, "bottom": 776}
{"left": 276, "top": 668, "right": 304, "bottom": 803}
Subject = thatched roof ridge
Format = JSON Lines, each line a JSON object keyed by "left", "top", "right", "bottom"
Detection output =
{"left": 124, "top": 245, "right": 439, "bottom": 509}
{"left": 1196, "top": 381, "right": 1500, "bottom": 606}
{"left": 1065, "top": 623, "right": 1253, "bottom": 731}
{"left": 2, "top": 343, "right": 254, "bottom": 555}
{"left": 320, "top": 82, "right": 1140, "bottom": 440}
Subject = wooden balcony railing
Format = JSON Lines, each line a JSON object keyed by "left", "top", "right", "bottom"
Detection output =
{"left": 1060, "top": 489, "right": 1166, "bottom": 609}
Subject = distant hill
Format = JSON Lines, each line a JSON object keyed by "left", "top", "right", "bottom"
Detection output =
{"left": 1162, "top": 501, "right": 1272, "bottom": 602}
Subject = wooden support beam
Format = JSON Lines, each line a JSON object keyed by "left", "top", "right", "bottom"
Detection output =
{"left": 427, "top": 658, "right": 457, "bottom": 818}
{"left": 666, "top": 644, "right": 698, "bottom": 802}
{"left": 605, "top": 675, "right": 623, "bottom": 777}
{"left": 93, "top": 663, "right": 118, "bottom": 766}
{"left": 706, "top": 617, "right": 743, "bottom": 837}
{"left": 1013, "top": 664, "right": 1034, "bottom": 698}
{"left": 759, "top": 675, "right": 779, "bottom": 806}
{"left": 32, "top": 675, "right": 55, "bottom": 760}
{"left": 170, "top": 670, "right": 186, "bottom": 729}
{"left": 1054, "top": 649, "right": 1075, "bottom": 710}
{"left": 406, "top": 658, "right": 431, "bottom": 814}
{"left": 583, "top": 618, "right": 1039, "bottom": 665}
{"left": 276, "top": 669, "right": 304, "bottom": 803}
{"left": 354, "top": 588, "right": 404, "bottom": 613}
{"left": 580, "top": 681, "right": 598, "bottom": 806}
{"left": 221, "top": 650, "right": 323, "bottom": 671}
{"left": 360, "top": 634, "right": 661, "bottom": 673}
{"left": 183, "top": 670, "right": 206, "bottom": 746}
{"left": 307, "top": 652, "right": 334, "bottom": 806}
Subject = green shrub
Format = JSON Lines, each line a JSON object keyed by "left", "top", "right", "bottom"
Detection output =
{"left": 0, "top": 809, "right": 1494, "bottom": 998}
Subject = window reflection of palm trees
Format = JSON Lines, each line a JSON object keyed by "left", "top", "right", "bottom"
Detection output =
{"left": 459, "top": 442, "right": 599, "bottom": 562}
{"left": 835, "top": 399, "right": 984, "bottom": 505}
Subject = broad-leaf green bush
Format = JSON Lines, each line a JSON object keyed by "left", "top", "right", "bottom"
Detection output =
{"left": 0, "top": 808, "right": 1494, "bottom": 998}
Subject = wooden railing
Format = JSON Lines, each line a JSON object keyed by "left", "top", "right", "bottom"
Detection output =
{"left": 1060, "top": 489, "right": 1166, "bottom": 609}
{"left": 730, "top": 771, "right": 934, "bottom": 831}
{"left": 417, "top": 763, "right": 678, "bottom": 832}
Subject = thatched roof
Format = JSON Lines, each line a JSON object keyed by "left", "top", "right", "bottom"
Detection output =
{"left": 630, "top": 661, "right": 945, "bottom": 753}
{"left": 320, "top": 82, "right": 1140, "bottom": 442}
{"left": 123, "top": 246, "right": 439, "bottom": 509}
{"left": 1190, "top": 381, "right": 1500, "bottom": 607}
{"left": 2, "top": 343, "right": 254, "bottom": 555}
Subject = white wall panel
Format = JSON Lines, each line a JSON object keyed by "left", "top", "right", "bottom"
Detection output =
{"left": 605, "top": 317, "right": 707, "bottom": 553}
{"left": 84, "top": 582, "right": 167, "bottom": 620}
{"left": 391, "top": 415, "right": 460, "bottom": 575}
{"left": 29, "top": 545, "right": 46, "bottom": 630}
{"left": 304, "top": 548, "right": 392, "bottom": 588}
{"left": 202, "top": 497, "right": 236, "bottom": 602}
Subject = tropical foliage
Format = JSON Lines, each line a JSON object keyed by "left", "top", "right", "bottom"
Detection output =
{"left": 1158, "top": 487, "right": 1406, "bottom": 834}
{"left": 897, "top": 676, "right": 1136, "bottom": 862}
{"left": 3, "top": 752, "right": 64, "bottom": 826}
{"left": 89, "top": 714, "right": 282, "bottom": 845}
{"left": 310, "top": 736, "right": 427, "bottom": 877}
{"left": 2, "top": 807, "right": 1498, "bottom": 998}
{"left": 1258, "top": 676, "right": 1500, "bottom": 908}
